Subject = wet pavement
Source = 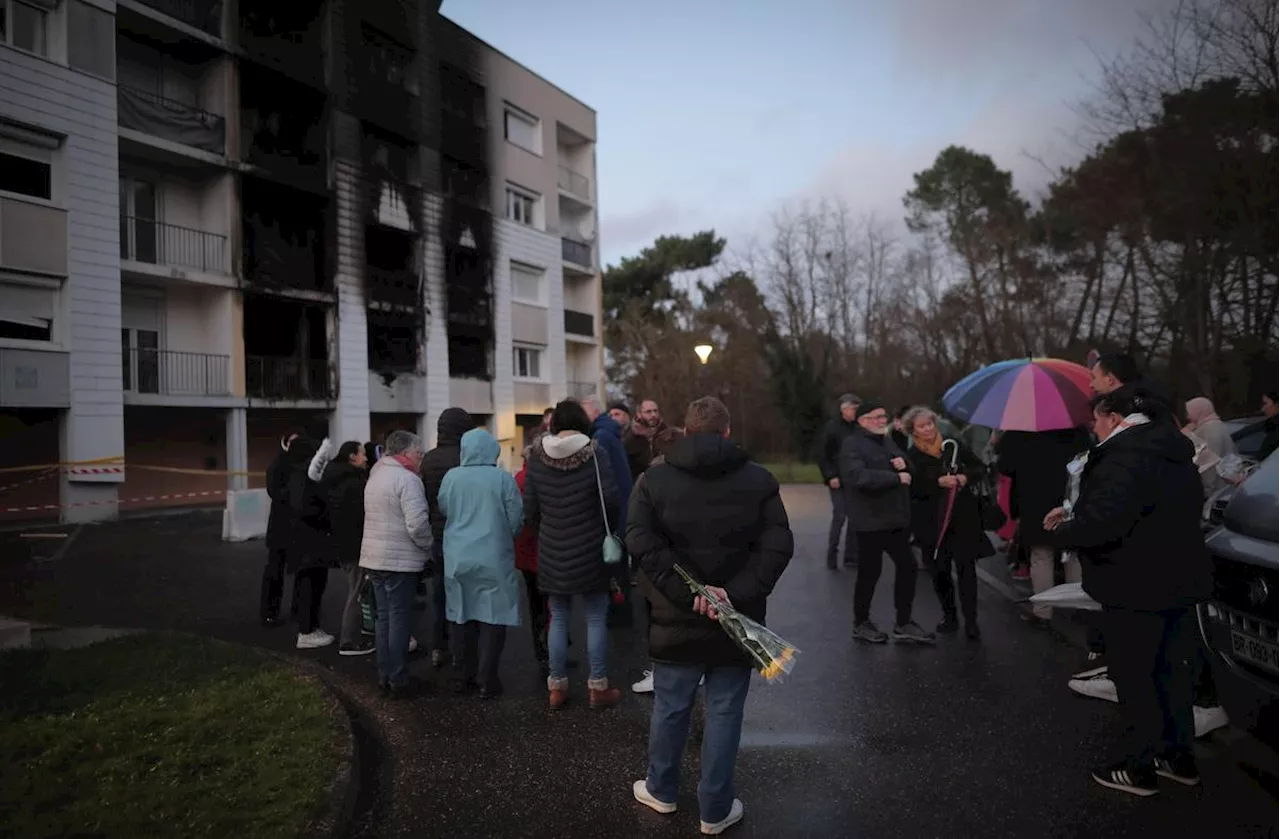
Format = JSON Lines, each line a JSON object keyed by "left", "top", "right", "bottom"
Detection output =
{"left": 0, "top": 487, "right": 1276, "bottom": 838}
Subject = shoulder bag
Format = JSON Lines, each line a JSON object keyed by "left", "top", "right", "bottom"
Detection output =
{"left": 592, "top": 450, "right": 626, "bottom": 565}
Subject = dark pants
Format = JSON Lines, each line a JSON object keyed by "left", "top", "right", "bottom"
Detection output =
{"left": 293, "top": 567, "right": 329, "bottom": 634}
{"left": 853, "top": 529, "right": 917, "bottom": 626}
{"left": 451, "top": 620, "right": 508, "bottom": 692}
{"left": 260, "top": 546, "right": 289, "bottom": 619}
{"left": 429, "top": 545, "right": 448, "bottom": 653}
{"left": 827, "top": 489, "right": 856, "bottom": 566}
{"left": 607, "top": 557, "right": 633, "bottom": 626}
{"left": 926, "top": 543, "right": 976, "bottom": 624}
{"left": 1105, "top": 606, "right": 1196, "bottom": 767}
{"left": 521, "top": 570, "right": 549, "bottom": 663}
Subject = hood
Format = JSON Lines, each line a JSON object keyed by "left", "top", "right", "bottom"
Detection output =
{"left": 663, "top": 433, "right": 749, "bottom": 479}
{"left": 535, "top": 432, "right": 595, "bottom": 470}
{"left": 1101, "top": 418, "right": 1195, "bottom": 463}
{"left": 592, "top": 413, "right": 622, "bottom": 439}
{"left": 308, "top": 437, "right": 337, "bottom": 483}
{"left": 460, "top": 428, "right": 501, "bottom": 466}
{"left": 437, "top": 407, "right": 474, "bottom": 447}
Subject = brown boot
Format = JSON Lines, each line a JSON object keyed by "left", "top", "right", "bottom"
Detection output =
{"left": 588, "top": 677, "right": 622, "bottom": 709}
{"left": 548, "top": 676, "right": 569, "bottom": 711}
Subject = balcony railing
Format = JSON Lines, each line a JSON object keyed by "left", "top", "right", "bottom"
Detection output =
{"left": 557, "top": 166, "right": 590, "bottom": 201}
{"left": 561, "top": 237, "right": 592, "bottom": 267}
{"left": 245, "top": 356, "right": 333, "bottom": 401}
{"left": 568, "top": 380, "right": 597, "bottom": 399}
{"left": 564, "top": 309, "right": 594, "bottom": 338}
{"left": 121, "top": 216, "right": 228, "bottom": 274}
{"left": 118, "top": 86, "right": 225, "bottom": 154}
{"left": 122, "top": 348, "right": 230, "bottom": 396}
{"left": 135, "top": 0, "right": 224, "bottom": 37}
{"left": 366, "top": 266, "right": 420, "bottom": 308}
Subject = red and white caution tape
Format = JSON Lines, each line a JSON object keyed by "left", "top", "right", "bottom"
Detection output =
{"left": 0, "top": 469, "right": 58, "bottom": 496}
{"left": 1, "top": 489, "right": 226, "bottom": 514}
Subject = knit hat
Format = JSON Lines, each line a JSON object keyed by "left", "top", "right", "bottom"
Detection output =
{"left": 838, "top": 393, "right": 861, "bottom": 408}
{"left": 607, "top": 401, "right": 632, "bottom": 417}
{"left": 855, "top": 399, "right": 886, "bottom": 420}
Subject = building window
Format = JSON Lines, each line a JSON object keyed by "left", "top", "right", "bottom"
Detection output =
{"left": 510, "top": 262, "right": 545, "bottom": 306}
{"left": 506, "top": 186, "right": 538, "bottom": 228}
{"left": 121, "top": 327, "right": 160, "bottom": 393}
{"left": 0, "top": 281, "right": 55, "bottom": 342}
{"left": 2, "top": 1, "right": 49, "bottom": 56}
{"left": 0, "top": 150, "right": 51, "bottom": 200}
{"left": 513, "top": 345, "right": 543, "bottom": 380}
{"left": 504, "top": 106, "right": 540, "bottom": 154}
{"left": 67, "top": 0, "right": 116, "bottom": 80}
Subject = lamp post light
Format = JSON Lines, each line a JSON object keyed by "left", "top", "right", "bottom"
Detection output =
{"left": 694, "top": 344, "right": 713, "bottom": 365}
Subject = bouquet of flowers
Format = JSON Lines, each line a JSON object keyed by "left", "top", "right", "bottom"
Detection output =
{"left": 673, "top": 564, "right": 800, "bottom": 683}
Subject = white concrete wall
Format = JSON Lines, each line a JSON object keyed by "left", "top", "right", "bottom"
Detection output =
{"left": 1, "top": 27, "right": 124, "bottom": 520}
{"left": 331, "top": 159, "right": 371, "bottom": 445}
{"left": 421, "top": 192, "right": 452, "bottom": 448}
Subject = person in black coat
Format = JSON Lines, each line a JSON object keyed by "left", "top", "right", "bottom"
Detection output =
{"left": 419, "top": 407, "right": 474, "bottom": 665}
{"left": 284, "top": 437, "right": 339, "bottom": 649}
{"left": 903, "top": 407, "right": 994, "bottom": 640}
{"left": 260, "top": 428, "right": 304, "bottom": 626}
{"left": 817, "top": 393, "right": 861, "bottom": 569}
{"left": 1046, "top": 386, "right": 1213, "bottom": 797}
{"left": 321, "top": 441, "right": 371, "bottom": 655}
{"left": 627, "top": 396, "right": 794, "bottom": 830}
{"left": 839, "top": 400, "right": 935, "bottom": 645}
{"left": 523, "top": 399, "right": 621, "bottom": 709}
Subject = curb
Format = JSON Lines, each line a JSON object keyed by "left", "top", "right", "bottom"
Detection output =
{"left": 265, "top": 653, "right": 361, "bottom": 839}
{"left": 974, "top": 564, "right": 1088, "bottom": 649}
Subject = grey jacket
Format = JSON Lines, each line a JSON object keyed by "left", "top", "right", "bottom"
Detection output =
{"left": 358, "top": 457, "right": 434, "bottom": 573}
{"left": 838, "top": 428, "right": 912, "bottom": 533}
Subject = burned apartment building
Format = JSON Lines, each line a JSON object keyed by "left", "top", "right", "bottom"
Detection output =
{"left": 0, "top": 0, "right": 602, "bottom": 522}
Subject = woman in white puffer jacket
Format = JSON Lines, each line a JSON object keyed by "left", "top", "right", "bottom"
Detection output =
{"left": 359, "top": 430, "right": 434, "bottom": 698}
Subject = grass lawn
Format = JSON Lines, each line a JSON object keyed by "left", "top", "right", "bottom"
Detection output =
{"left": 760, "top": 462, "right": 825, "bottom": 484}
{"left": 0, "top": 633, "right": 343, "bottom": 839}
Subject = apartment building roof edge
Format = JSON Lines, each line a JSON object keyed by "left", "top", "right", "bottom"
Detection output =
{"left": 438, "top": 14, "right": 597, "bottom": 116}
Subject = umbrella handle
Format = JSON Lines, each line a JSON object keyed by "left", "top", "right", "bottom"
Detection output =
{"left": 942, "top": 439, "right": 959, "bottom": 473}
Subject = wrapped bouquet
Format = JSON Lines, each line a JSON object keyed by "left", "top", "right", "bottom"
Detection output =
{"left": 673, "top": 564, "right": 800, "bottom": 683}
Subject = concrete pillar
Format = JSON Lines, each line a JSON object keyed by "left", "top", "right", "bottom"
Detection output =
{"left": 58, "top": 408, "right": 120, "bottom": 524}
{"left": 225, "top": 407, "right": 248, "bottom": 491}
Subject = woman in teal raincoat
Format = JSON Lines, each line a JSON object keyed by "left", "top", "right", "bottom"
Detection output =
{"left": 438, "top": 428, "right": 524, "bottom": 698}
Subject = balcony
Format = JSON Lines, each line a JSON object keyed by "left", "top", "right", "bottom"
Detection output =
{"left": 564, "top": 309, "right": 594, "bottom": 338}
{"left": 568, "top": 380, "right": 597, "bottom": 400}
{"left": 445, "top": 284, "right": 492, "bottom": 337}
{"left": 238, "top": 11, "right": 326, "bottom": 90}
{"left": 557, "top": 166, "right": 590, "bottom": 202}
{"left": 366, "top": 266, "right": 420, "bottom": 308}
{"left": 135, "top": 0, "right": 224, "bottom": 37}
{"left": 118, "top": 86, "right": 225, "bottom": 155}
{"left": 120, "top": 217, "right": 228, "bottom": 275}
{"left": 123, "top": 348, "right": 230, "bottom": 397}
{"left": 441, "top": 112, "right": 487, "bottom": 167}
{"left": 245, "top": 356, "right": 333, "bottom": 401}
{"left": 561, "top": 237, "right": 592, "bottom": 268}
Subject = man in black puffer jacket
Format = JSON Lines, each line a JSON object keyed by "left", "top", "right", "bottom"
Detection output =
{"left": 818, "top": 394, "right": 860, "bottom": 569}
{"left": 627, "top": 397, "right": 793, "bottom": 835}
{"left": 419, "top": 407, "right": 474, "bottom": 666}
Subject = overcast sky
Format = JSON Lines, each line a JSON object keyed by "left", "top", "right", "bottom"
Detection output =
{"left": 441, "top": 0, "right": 1167, "bottom": 265}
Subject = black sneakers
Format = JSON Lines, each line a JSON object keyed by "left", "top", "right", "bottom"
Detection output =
{"left": 892, "top": 622, "right": 937, "bottom": 644}
{"left": 852, "top": 621, "right": 889, "bottom": 644}
{"left": 1074, "top": 650, "right": 1107, "bottom": 680}
{"left": 1091, "top": 761, "right": 1159, "bottom": 797}
{"left": 1154, "top": 753, "right": 1201, "bottom": 787}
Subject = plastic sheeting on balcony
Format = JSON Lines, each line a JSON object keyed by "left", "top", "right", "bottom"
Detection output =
{"left": 118, "top": 86, "right": 225, "bottom": 155}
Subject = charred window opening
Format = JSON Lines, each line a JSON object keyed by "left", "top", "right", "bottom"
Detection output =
{"left": 239, "top": 3, "right": 327, "bottom": 88}
{"left": 241, "top": 67, "right": 329, "bottom": 184}
{"left": 367, "top": 306, "right": 421, "bottom": 376}
{"left": 243, "top": 176, "right": 330, "bottom": 292}
{"left": 361, "top": 124, "right": 422, "bottom": 232}
{"left": 365, "top": 225, "right": 420, "bottom": 309}
{"left": 243, "top": 295, "right": 333, "bottom": 400}
{"left": 439, "top": 61, "right": 495, "bottom": 382}
{"left": 349, "top": 22, "right": 419, "bottom": 141}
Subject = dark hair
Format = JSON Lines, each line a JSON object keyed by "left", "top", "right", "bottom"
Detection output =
{"left": 336, "top": 441, "right": 363, "bottom": 462}
{"left": 1095, "top": 352, "right": 1140, "bottom": 385}
{"left": 288, "top": 436, "right": 319, "bottom": 465}
{"left": 653, "top": 426, "right": 686, "bottom": 457}
{"left": 686, "top": 397, "right": 731, "bottom": 435}
{"left": 550, "top": 399, "right": 592, "bottom": 435}
{"left": 1091, "top": 385, "right": 1168, "bottom": 420}
{"left": 364, "top": 441, "right": 379, "bottom": 463}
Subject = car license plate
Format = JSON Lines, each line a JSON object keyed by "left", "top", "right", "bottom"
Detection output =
{"left": 1230, "top": 629, "right": 1278, "bottom": 674}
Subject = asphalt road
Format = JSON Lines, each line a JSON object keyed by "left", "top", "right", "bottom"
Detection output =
{"left": 0, "top": 486, "right": 1275, "bottom": 839}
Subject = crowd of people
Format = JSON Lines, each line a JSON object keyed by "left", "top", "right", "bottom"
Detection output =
{"left": 254, "top": 349, "right": 1262, "bottom": 828}
{"left": 256, "top": 394, "right": 792, "bottom": 835}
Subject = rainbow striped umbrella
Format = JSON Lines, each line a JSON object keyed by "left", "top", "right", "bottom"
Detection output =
{"left": 942, "top": 358, "right": 1093, "bottom": 431}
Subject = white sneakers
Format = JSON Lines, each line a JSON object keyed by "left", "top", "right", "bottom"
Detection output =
{"left": 1068, "top": 672, "right": 1230, "bottom": 738}
{"left": 632, "top": 779, "right": 743, "bottom": 835}
{"left": 296, "top": 629, "right": 334, "bottom": 649}
{"left": 633, "top": 670, "right": 654, "bottom": 694}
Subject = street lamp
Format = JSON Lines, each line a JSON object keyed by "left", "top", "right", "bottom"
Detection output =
{"left": 694, "top": 343, "right": 713, "bottom": 365}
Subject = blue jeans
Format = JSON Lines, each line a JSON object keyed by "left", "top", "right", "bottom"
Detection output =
{"left": 548, "top": 592, "right": 608, "bottom": 681}
{"left": 368, "top": 570, "right": 417, "bottom": 687}
{"left": 646, "top": 663, "right": 752, "bottom": 824}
